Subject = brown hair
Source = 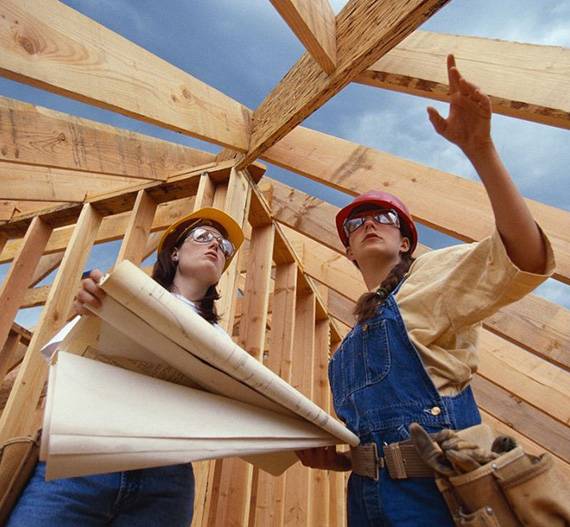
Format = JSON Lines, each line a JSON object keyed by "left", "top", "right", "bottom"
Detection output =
{"left": 353, "top": 252, "right": 415, "bottom": 323}
{"left": 151, "top": 221, "right": 223, "bottom": 324}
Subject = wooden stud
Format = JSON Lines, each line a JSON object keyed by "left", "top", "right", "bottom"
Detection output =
{"left": 0, "top": 1, "right": 251, "bottom": 150}
{"left": 0, "top": 332, "right": 20, "bottom": 382}
{"left": 0, "top": 204, "right": 101, "bottom": 506}
{"left": 310, "top": 318, "right": 331, "bottom": 526}
{"left": 0, "top": 216, "right": 52, "bottom": 351}
{"left": 212, "top": 223, "right": 275, "bottom": 526}
{"left": 270, "top": 0, "right": 336, "bottom": 74}
{"left": 262, "top": 126, "right": 570, "bottom": 285}
{"left": 357, "top": 31, "right": 570, "bottom": 130}
{"left": 252, "top": 262, "right": 297, "bottom": 527}
{"left": 239, "top": 0, "right": 450, "bottom": 166}
{"left": 115, "top": 190, "right": 157, "bottom": 266}
{"left": 283, "top": 288, "right": 316, "bottom": 526}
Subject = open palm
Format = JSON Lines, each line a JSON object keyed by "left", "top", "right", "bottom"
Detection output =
{"left": 427, "top": 55, "right": 492, "bottom": 155}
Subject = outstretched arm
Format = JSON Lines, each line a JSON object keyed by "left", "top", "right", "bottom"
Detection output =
{"left": 427, "top": 55, "right": 547, "bottom": 274}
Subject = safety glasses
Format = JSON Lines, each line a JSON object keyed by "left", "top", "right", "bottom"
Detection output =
{"left": 183, "top": 227, "right": 235, "bottom": 259}
{"left": 343, "top": 209, "right": 400, "bottom": 238}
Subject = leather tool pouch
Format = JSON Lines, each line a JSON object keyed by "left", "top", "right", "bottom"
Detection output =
{"left": 0, "top": 429, "right": 41, "bottom": 525}
{"left": 436, "top": 446, "right": 570, "bottom": 527}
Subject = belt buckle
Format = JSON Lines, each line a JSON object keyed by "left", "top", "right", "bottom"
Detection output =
{"left": 352, "top": 442, "right": 382, "bottom": 481}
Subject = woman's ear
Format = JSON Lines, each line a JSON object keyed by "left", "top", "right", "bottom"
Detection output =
{"left": 171, "top": 249, "right": 179, "bottom": 262}
{"left": 399, "top": 237, "right": 411, "bottom": 254}
{"left": 346, "top": 246, "right": 356, "bottom": 262}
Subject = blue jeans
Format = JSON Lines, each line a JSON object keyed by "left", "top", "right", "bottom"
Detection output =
{"left": 7, "top": 462, "right": 195, "bottom": 526}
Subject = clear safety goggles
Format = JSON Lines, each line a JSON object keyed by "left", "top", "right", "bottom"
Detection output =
{"left": 183, "top": 227, "right": 235, "bottom": 258}
{"left": 343, "top": 209, "right": 400, "bottom": 238}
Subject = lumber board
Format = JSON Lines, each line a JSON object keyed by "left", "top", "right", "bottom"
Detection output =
{"left": 205, "top": 173, "right": 252, "bottom": 527}
{"left": 0, "top": 332, "right": 20, "bottom": 382}
{"left": 0, "top": 217, "right": 51, "bottom": 352}
{"left": 240, "top": 0, "right": 450, "bottom": 166}
{"left": 115, "top": 190, "right": 157, "bottom": 266}
{"left": 271, "top": 185, "right": 570, "bottom": 370}
{"left": 310, "top": 319, "right": 331, "bottom": 526}
{"left": 251, "top": 262, "right": 297, "bottom": 527}
{"left": 0, "top": 162, "right": 233, "bottom": 239}
{"left": 0, "top": 200, "right": 68, "bottom": 222}
{"left": 21, "top": 285, "right": 49, "bottom": 309}
{"left": 283, "top": 289, "right": 316, "bottom": 527}
{"left": 270, "top": 0, "right": 336, "bottom": 74}
{"left": 0, "top": 0, "right": 251, "bottom": 150}
{"left": 0, "top": 96, "right": 216, "bottom": 179}
{"left": 0, "top": 203, "right": 101, "bottom": 509}
{"left": 262, "top": 126, "right": 570, "bottom": 285}
{"left": 0, "top": 162, "right": 149, "bottom": 202}
{"left": 357, "top": 31, "right": 570, "bottom": 129}
{"left": 472, "top": 376, "right": 570, "bottom": 463}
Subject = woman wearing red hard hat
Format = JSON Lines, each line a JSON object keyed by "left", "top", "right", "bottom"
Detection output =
{"left": 297, "top": 55, "right": 555, "bottom": 526}
{"left": 8, "top": 208, "right": 244, "bottom": 526}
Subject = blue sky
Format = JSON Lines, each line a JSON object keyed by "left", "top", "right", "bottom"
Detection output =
{"left": 1, "top": 0, "right": 569, "bottom": 327}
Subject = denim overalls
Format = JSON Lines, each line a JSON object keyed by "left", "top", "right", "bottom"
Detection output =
{"left": 329, "top": 283, "right": 481, "bottom": 526}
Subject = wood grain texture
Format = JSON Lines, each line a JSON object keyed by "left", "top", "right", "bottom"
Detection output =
{"left": 0, "top": 96, "right": 216, "bottom": 179}
{"left": 0, "top": 203, "right": 101, "bottom": 445}
{"left": 283, "top": 290, "right": 315, "bottom": 527}
{"left": 241, "top": 0, "right": 450, "bottom": 166}
{"left": 270, "top": 0, "right": 336, "bottom": 74}
{"left": 357, "top": 31, "right": 570, "bottom": 129}
{"left": 0, "top": 0, "right": 251, "bottom": 150}
{"left": 262, "top": 126, "right": 570, "bottom": 284}
{"left": 0, "top": 162, "right": 149, "bottom": 202}
{"left": 0, "top": 216, "right": 51, "bottom": 351}
{"left": 252, "top": 262, "right": 297, "bottom": 527}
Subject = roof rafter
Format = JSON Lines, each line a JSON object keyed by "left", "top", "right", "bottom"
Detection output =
{"left": 0, "top": 0, "right": 251, "bottom": 150}
{"left": 357, "top": 31, "right": 570, "bottom": 129}
{"left": 238, "top": 0, "right": 451, "bottom": 167}
{"left": 270, "top": 0, "right": 336, "bottom": 74}
{"left": 262, "top": 126, "right": 570, "bottom": 284}
{"left": 0, "top": 96, "right": 216, "bottom": 180}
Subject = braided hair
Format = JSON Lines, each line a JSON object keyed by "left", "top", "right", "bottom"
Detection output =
{"left": 353, "top": 252, "right": 415, "bottom": 324}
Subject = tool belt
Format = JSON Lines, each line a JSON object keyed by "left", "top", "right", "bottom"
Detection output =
{"left": 351, "top": 439, "right": 434, "bottom": 480}
{"left": 437, "top": 447, "right": 570, "bottom": 527}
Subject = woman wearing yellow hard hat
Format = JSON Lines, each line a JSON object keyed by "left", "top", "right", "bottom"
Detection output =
{"left": 8, "top": 208, "right": 244, "bottom": 526}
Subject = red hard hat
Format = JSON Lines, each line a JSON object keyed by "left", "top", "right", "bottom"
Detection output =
{"left": 335, "top": 191, "right": 418, "bottom": 252}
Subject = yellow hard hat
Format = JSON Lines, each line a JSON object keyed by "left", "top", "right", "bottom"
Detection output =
{"left": 157, "top": 207, "right": 244, "bottom": 271}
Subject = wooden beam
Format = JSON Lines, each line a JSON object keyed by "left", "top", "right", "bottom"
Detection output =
{"left": 262, "top": 126, "right": 570, "bottom": 284}
{"left": 283, "top": 288, "right": 316, "bottom": 527}
{"left": 0, "top": 217, "right": 52, "bottom": 352}
{"left": 0, "top": 161, "right": 234, "bottom": 239}
{"left": 310, "top": 319, "right": 331, "bottom": 526}
{"left": 115, "top": 190, "right": 157, "bottom": 266}
{"left": 357, "top": 31, "right": 570, "bottom": 129}
{"left": 0, "top": 203, "right": 102, "bottom": 506}
{"left": 270, "top": 0, "right": 336, "bottom": 74}
{"left": 269, "top": 182, "right": 570, "bottom": 369}
{"left": 0, "top": 201, "right": 70, "bottom": 222}
{"left": 0, "top": 95, "right": 216, "bottom": 179}
{"left": 214, "top": 223, "right": 275, "bottom": 526}
{"left": 0, "top": 0, "right": 251, "bottom": 150}
{"left": 239, "top": 0, "right": 449, "bottom": 166}
{"left": 0, "top": 162, "right": 149, "bottom": 202}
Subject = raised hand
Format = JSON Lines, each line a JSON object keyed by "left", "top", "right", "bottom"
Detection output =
{"left": 427, "top": 54, "right": 492, "bottom": 156}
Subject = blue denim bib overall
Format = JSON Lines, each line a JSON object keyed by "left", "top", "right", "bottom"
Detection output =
{"left": 329, "top": 284, "right": 481, "bottom": 526}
